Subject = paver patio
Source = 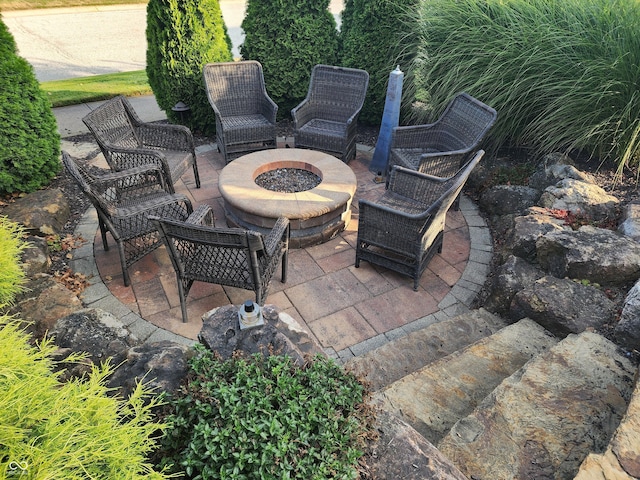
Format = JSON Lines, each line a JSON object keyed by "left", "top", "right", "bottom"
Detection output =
{"left": 82, "top": 139, "right": 483, "bottom": 360}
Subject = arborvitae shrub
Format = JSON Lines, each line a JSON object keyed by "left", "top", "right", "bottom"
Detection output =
{"left": 339, "top": 0, "right": 420, "bottom": 125}
{"left": 0, "top": 217, "right": 27, "bottom": 307}
{"left": 241, "top": 0, "right": 339, "bottom": 118}
{"left": 146, "top": 0, "right": 232, "bottom": 135}
{"left": 0, "top": 17, "right": 60, "bottom": 195}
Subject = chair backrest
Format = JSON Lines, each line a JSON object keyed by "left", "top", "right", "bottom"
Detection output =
{"left": 434, "top": 93, "right": 497, "bottom": 151}
{"left": 203, "top": 61, "right": 269, "bottom": 117}
{"left": 61, "top": 151, "right": 112, "bottom": 214}
{"left": 153, "top": 217, "right": 265, "bottom": 287}
{"left": 82, "top": 95, "right": 141, "bottom": 150}
{"left": 427, "top": 149, "right": 485, "bottom": 222}
{"left": 304, "top": 64, "right": 369, "bottom": 121}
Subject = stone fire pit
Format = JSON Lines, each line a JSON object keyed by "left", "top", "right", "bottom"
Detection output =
{"left": 219, "top": 148, "right": 357, "bottom": 248}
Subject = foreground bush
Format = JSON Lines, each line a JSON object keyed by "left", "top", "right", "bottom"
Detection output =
{"left": 339, "top": 0, "right": 419, "bottom": 125}
{"left": 158, "top": 347, "right": 374, "bottom": 479}
{"left": 409, "top": 0, "right": 640, "bottom": 176}
{"left": 146, "top": 0, "right": 232, "bottom": 135}
{"left": 0, "top": 217, "right": 27, "bottom": 307}
{"left": 0, "top": 17, "right": 60, "bottom": 194}
{"left": 241, "top": 0, "right": 339, "bottom": 118}
{"left": 0, "top": 319, "right": 169, "bottom": 479}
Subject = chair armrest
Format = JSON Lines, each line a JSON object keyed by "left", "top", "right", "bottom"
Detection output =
{"left": 291, "top": 100, "right": 314, "bottom": 129}
{"left": 186, "top": 204, "right": 215, "bottom": 226}
{"left": 387, "top": 166, "right": 449, "bottom": 204}
{"left": 263, "top": 217, "right": 290, "bottom": 257}
{"left": 136, "top": 123, "right": 195, "bottom": 152}
{"left": 260, "top": 95, "right": 278, "bottom": 123}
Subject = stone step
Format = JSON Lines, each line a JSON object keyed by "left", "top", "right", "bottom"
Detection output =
{"left": 373, "top": 318, "right": 557, "bottom": 445}
{"left": 345, "top": 308, "right": 508, "bottom": 392}
{"left": 437, "top": 331, "right": 637, "bottom": 480}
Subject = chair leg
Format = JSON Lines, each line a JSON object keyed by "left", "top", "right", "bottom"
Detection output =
{"left": 177, "top": 277, "right": 189, "bottom": 323}
{"left": 281, "top": 250, "right": 288, "bottom": 283}
{"left": 116, "top": 242, "right": 130, "bottom": 287}
{"left": 192, "top": 162, "right": 201, "bottom": 189}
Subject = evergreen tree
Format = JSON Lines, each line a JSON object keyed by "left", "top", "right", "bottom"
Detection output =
{"left": 241, "top": 0, "right": 339, "bottom": 118}
{"left": 339, "top": 0, "right": 419, "bottom": 125}
{"left": 146, "top": 0, "right": 232, "bottom": 134}
{"left": 0, "top": 17, "right": 60, "bottom": 194}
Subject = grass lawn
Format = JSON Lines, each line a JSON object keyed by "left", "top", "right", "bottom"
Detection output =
{"left": 0, "top": 0, "right": 145, "bottom": 10}
{"left": 41, "top": 70, "right": 152, "bottom": 107}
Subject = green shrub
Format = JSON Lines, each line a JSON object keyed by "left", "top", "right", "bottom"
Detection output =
{"left": 408, "top": 0, "right": 640, "bottom": 176}
{"left": 0, "top": 17, "right": 60, "bottom": 195}
{"left": 157, "top": 347, "right": 375, "bottom": 479}
{"left": 0, "top": 217, "right": 27, "bottom": 307}
{"left": 241, "top": 0, "right": 339, "bottom": 118}
{"left": 146, "top": 0, "right": 232, "bottom": 135}
{"left": 339, "top": 0, "right": 420, "bottom": 125}
{"left": 0, "top": 318, "right": 169, "bottom": 479}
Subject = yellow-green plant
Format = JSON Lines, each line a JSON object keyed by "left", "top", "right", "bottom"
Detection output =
{"left": 0, "top": 216, "right": 27, "bottom": 307}
{"left": 0, "top": 318, "right": 170, "bottom": 479}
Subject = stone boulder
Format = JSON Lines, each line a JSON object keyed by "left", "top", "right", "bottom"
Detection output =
{"left": 479, "top": 185, "right": 540, "bottom": 217}
{"left": 108, "top": 341, "right": 193, "bottom": 398}
{"left": 618, "top": 201, "right": 640, "bottom": 243}
{"left": 9, "top": 274, "right": 82, "bottom": 340}
{"left": 52, "top": 308, "right": 139, "bottom": 365}
{"left": 614, "top": 279, "right": 640, "bottom": 352}
{"left": 362, "top": 410, "right": 468, "bottom": 480}
{"left": 536, "top": 225, "right": 640, "bottom": 286}
{"left": 484, "top": 255, "right": 545, "bottom": 315}
{"left": 575, "top": 380, "right": 640, "bottom": 479}
{"left": 510, "top": 276, "right": 617, "bottom": 337}
{"left": 538, "top": 178, "right": 619, "bottom": 221}
{"left": 2, "top": 188, "right": 70, "bottom": 236}
{"left": 501, "top": 208, "right": 568, "bottom": 262}
{"left": 20, "top": 235, "right": 51, "bottom": 276}
{"left": 528, "top": 153, "right": 595, "bottom": 191}
{"left": 199, "top": 304, "right": 323, "bottom": 364}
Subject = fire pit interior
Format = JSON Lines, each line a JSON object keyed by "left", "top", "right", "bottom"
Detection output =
{"left": 254, "top": 162, "right": 322, "bottom": 193}
{"left": 219, "top": 149, "right": 357, "bottom": 248}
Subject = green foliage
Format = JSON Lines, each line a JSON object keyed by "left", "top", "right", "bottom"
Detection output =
{"left": 158, "top": 347, "right": 374, "bottom": 479}
{"left": 146, "top": 0, "right": 232, "bottom": 135}
{"left": 339, "top": 0, "right": 420, "bottom": 125}
{"left": 0, "top": 318, "right": 169, "bottom": 479}
{"left": 407, "top": 0, "right": 640, "bottom": 177}
{"left": 241, "top": 0, "right": 339, "bottom": 118}
{"left": 0, "top": 17, "right": 60, "bottom": 195}
{"left": 0, "top": 217, "right": 27, "bottom": 307}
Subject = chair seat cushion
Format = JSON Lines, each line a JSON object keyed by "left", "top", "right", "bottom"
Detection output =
{"left": 298, "top": 119, "right": 347, "bottom": 138}
{"left": 221, "top": 115, "right": 276, "bottom": 145}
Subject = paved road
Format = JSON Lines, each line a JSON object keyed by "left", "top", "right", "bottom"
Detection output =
{"left": 4, "top": 0, "right": 344, "bottom": 82}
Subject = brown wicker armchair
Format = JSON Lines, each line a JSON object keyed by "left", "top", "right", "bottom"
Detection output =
{"left": 62, "top": 151, "right": 193, "bottom": 287}
{"left": 356, "top": 150, "right": 485, "bottom": 290}
{"left": 150, "top": 205, "right": 290, "bottom": 323}
{"left": 203, "top": 61, "right": 278, "bottom": 163}
{"left": 82, "top": 95, "right": 200, "bottom": 191}
{"left": 387, "top": 92, "right": 496, "bottom": 186}
{"left": 291, "top": 64, "right": 369, "bottom": 163}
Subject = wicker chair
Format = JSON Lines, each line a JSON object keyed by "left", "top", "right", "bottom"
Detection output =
{"left": 62, "top": 151, "right": 193, "bottom": 287}
{"left": 291, "top": 64, "right": 369, "bottom": 163}
{"left": 150, "top": 205, "right": 290, "bottom": 323}
{"left": 387, "top": 92, "right": 496, "bottom": 186}
{"left": 356, "top": 150, "right": 485, "bottom": 290}
{"left": 203, "top": 61, "right": 278, "bottom": 163}
{"left": 82, "top": 95, "right": 200, "bottom": 192}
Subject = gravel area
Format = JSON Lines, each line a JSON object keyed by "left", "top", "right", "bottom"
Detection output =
{"left": 255, "top": 168, "right": 322, "bottom": 193}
